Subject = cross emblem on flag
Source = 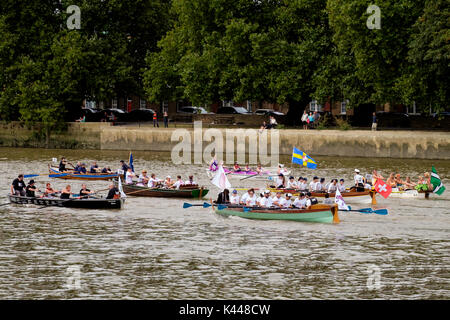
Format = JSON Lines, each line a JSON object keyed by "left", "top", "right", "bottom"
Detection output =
{"left": 374, "top": 179, "right": 392, "bottom": 199}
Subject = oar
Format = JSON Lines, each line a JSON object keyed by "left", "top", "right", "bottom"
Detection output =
{"left": 240, "top": 173, "right": 259, "bottom": 181}
{"left": 182, "top": 202, "right": 212, "bottom": 209}
{"left": 24, "top": 173, "right": 69, "bottom": 178}
{"left": 0, "top": 202, "right": 10, "bottom": 207}
{"left": 339, "top": 208, "right": 388, "bottom": 215}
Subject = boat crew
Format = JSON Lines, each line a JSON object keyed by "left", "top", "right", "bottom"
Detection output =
{"left": 185, "top": 175, "right": 197, "bottom": 185}
{"left": 372, "top": 170, "right": 384, "bottom": 185}
{"left": 244, "top": 164, "right": 252, "bottom": 173}
{"left": 106, "top": 183, "right": 119, "bottom": 199}
{"left": 79, "top": 163, "right": 87, "bottom": 174}
{"left": 279, "top": 193, "right": 293, "bottom": 208}
{"left": 287, "top": 176, "right": 298, "bottom": 189}
{"left": 293, "top": 193, "right": 307, "bottom": 209}
{"left": 305, "top": 192, "right": 318, "bottom": 208}
{"left": 277, "top": 164, "right": 287, "bottom": 175}
{"left": 259, "top": 190, "right": 273, "bottom": 208}
{"left": 244, "top": 189, "right": 257, "bottom": 206}
{"left": 172, "top": 175, "right": 184, "bottom": 189}
{"left": 404, "top": 177, "right": 416, "bottom": 190}
{"left": 216, "top": 189, "right": 230, "bottom": 204}
{"left": 298, "top": 177, "right": 308, "bottom": 191}
{"left": 323, "top": 193, "right": 334, "bottom": 204}
{"left": 394, "top": 174, "right": 404, "bottom": 189}
{"left": 25, "top": 180, "right": 39, "bottom": 198}
{"left": 386, "top": 173, "right": 396, "bottom": 188}
{"left": 309, "top": 177, "right": 319, "bottom": 191}
{"left": 137, "top": 170, "right": 149, "bottom": 186}
{"left": 338, "top": 179, "right": 346, "bottom": 193}
{"left": 353, "top": 169, "right": 366, "bottom": 192}
{"left": 256, "top": 163, "right": 264, "bottom": 174}
{"left": 101, "top": 166, "right": 112, "bottom": 173}
{"left": 60, "top": 185, "right": 72, "bottom": 199}
{"left": 275, "top": 173, "right": 286, "bottom": 188}
{"left": 90, "top": 161, "right": 100, "bottom": 173}
{"left": 11, "top": 174, "right": 26, "bottom": 196}
{"left": 271, "top": 191, "right": 283, "bottom": 206}
{"left": 43, "top": 183, "right": 58, "bottom": 198}
{"left": 233, "top": 162, "right": 241, "bottom": 172}
{"left": 230, "top": 190, "right": 240, "bottom": 204}
{"left": 148, "top": 173, "right": 160, "bottom": 188}
{"left": 125, "top": 168, "right": 136, "bottom": 184}
{"left": 73, "top": 161, "right": 82, "bottom": 173}
{"left": 59, "top": 157, "right": 69, "bottom": 172}
{"left": 79, "top": 184, "right": 95, "bottom": 198}
{"left": 327, "top": 179, "right": 338, "bottom": 193}
{"left": 315, "top": 178, "right": 326, "bottom": 192}
{"left": 119, "top": 160, "right": 129, "bottom": 174}
{"left": 163, "top": 176, "right": 173, "bottom": 188}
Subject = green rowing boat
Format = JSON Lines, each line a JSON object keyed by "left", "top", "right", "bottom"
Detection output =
{"left": 213, "top": 204, "right": 339, "bottom": 224}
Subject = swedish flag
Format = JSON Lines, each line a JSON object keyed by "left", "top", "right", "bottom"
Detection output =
{"left": 292, "top": 147, "right": 317, "bottom": 169}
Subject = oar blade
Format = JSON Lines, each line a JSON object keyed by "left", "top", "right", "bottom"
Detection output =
{"left": 374, "top": 209, "right": 388, "bottom": 215}
{"left": 202, "top": 202, "right": 212, "bottom": 208}
{"left": 243, "top": 207, "right": 252, "bottom": 212}
{"left": 217, "top": 204, "right": 227, "bottom": 210}
{"left": 183, "top": 202, "right": 192, "bottom": 209}
{"left": 358, "top": 208, "right": 373, "bottom": 213}
{"left": 24, "top": 174, "right": 40, "bottom": 178}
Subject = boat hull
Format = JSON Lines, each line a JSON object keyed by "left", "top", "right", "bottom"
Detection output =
{"left": 49, "top": 167, "right": 120, "bottom": 181}
{"left": 8, "top": 194, "right": 124, "bottom": 209}
{"left": 121, "top": 183, "right": 209, "bottom": 198}
{"left": 214, "top": 204, "right": 338, "bottom": 224}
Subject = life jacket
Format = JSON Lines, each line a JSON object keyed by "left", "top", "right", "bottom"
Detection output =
{"left": 153, "top": 113, "right": 157, "bottom": 120}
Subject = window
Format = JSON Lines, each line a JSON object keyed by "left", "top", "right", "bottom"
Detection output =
{"left": 309, "top": 100, "right": 323, "bottom": 112}
{"left": 222, "top": 100, "right": 233, "bottom": 107}
{"left": 86, "top": 100, "right": 96, "bottom": 109}
{"left": 140, "top": 98, "right": 146, "bottom": 110}
{"left": 340, "top": 100, "right": 349, "bottom": 115}
{"left": 246, "top": 100, "right": 252, "bottom": 111}
{"left": 406, "top": 101, "right": 417, "bottom": 115}
{"left": 112, "top": 98, "right": 118, "bottom": 109}
{"left": 162, "top": 101, "right": 168, "bottom": 113}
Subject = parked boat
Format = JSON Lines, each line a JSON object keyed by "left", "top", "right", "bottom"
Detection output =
{"left": 8, "top": 194, "right": 124, "bottom": 209}
{"left": 213, "top": 203, "right": 339, "bottom": 224}
{"left": 48, "top": 166, "right": 121, "bottom": 181}
{"left": 267, "top": 188, "right": 376, "bottom": 204}
{"left": 118, "top": 182, "right": 209, "bottom": 198}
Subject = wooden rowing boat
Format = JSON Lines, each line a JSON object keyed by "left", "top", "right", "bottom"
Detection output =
{"left": 389, "top": 188, "right": 431, "bottom": 199}
{"left": 267, "top": 188, "right": 376, "bottom": 204}
{"left": 213, "top": 203, "right": 339, "bottom": 224}
{"left": 48, "top": 166, "right": 121, "bottom": 181}
{"left": 8, "top": 194, "right": 124, "bottom": 209}
{"left": 119, "top": 183, "right": 209, "bottom": 198}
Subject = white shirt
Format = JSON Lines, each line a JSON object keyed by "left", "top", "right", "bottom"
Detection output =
{"left": 315, "top": 182, "right": 323, "bottom": 191}
{"left": 173, "top": 180, "right": 184, "bottom": 189}
{"left": 328, "top": 184, "right": 337, "bottom": 193}
{"left": 287, "top": 180, "right": 298, "bottom": 189}
{"left": 279, "top": 198, "right": 292, "bottom": 208}
{"left": 309, "top": 181, "right": 317, "bottom": 191}
{"left": 148, "top": 177, "right": 159, "bottom": 188}
{"left": 272, "top": 195, "right": 283, "bottom": 205}
{"left": 240, "top": 192, "right": 249, "bottom": 204}
{"left": 301, "top": 113, "right": 308, "bottom": 122}
{"left": 338, "top": 183, "right": 346, "bottom": 193}
{"left": 125, "top": 171, "right": 134, "bottom": 184}
{"left": 245, "top": 194, "right": 257, "bottom": 206}
{"left": 259, "top": 196, "right": 273, "bottom": 208}
{"left": 276, "top": 177, "right": 284, "bottom": 187}
{"left": 299, "top": 182, "right": 308, "bottom": 191}
{"left": 305, "top": 198, "right": 312, "bottom": 208}
{"left": 293, "top": 198, "right": 306, "bottom": 208}
{"left": 230, "top": 194, "right": 240, "bottom": 204}
{"left": 138, "top": 174, "right": 149, "bottom": 184}
{"left": 354, "top": 174, "right": 364, "bottom": 184}
{"left": 185, "top": 180, "right": 197, "bottom": 185}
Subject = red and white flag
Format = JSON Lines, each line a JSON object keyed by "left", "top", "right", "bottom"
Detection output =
{"left": 211, "top": 165, "right": 232, "bottom": 190}
{"left": 374, "top": 178, "right": 392, "bottom": 199}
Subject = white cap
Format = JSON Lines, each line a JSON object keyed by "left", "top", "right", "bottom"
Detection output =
{"left": 264, "top": 190, "right": 270, "bottom": 194}
{"left": 286, "top": 193, "right": 292, "bottom": 197}
{"left": 166, "top": 175, "right": 171, "bottom": 178}
{"left": 354, "top": 169, "right": 360, "bottom": 173}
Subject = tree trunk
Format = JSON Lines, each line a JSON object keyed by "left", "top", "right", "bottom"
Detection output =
{"left": 45, "top": 127, "right": 50, "bottom": 149}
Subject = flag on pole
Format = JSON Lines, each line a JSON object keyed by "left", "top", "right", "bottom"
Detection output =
{"left": 374, "top": 178, "right": 392, "bottom": 199}
{"left": 129, "top": 151, "right": 134, "bottom": 172}
{"left": 335, "top": 188, "right": 350, "bottom": 210}
{"left": 118, "top": 177, "right": 127, "bottom": 198}
{"left": 292, "top": 147, "right": 317, "bottom": 169}
{"left": 431, "top": 166, "right": 445, "bottom": 195}
{"left": 211, "top": 165, "right": 232, "bottom": 190}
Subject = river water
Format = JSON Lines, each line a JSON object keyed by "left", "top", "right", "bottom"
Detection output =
{"left": 0, "top": 147, "right": 448, "bottom": 299}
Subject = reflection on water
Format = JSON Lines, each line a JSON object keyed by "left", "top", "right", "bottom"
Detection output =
{"left": 0, "top": 148, "right": 448, "bottom": 299}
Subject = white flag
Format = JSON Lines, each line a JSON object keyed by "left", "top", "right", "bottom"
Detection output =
{"left": 211, "top": 165, "right": 232, "bottom": 190}
{"left": 118, "top": 177, "right": 127, "bottom": 198}
{"left": 335, "top": 188, "right": 349, "bottom": 210}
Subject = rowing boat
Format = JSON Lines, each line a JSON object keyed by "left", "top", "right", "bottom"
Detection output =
{"left": 48, "top": 166, "right": 121, "bottom": 181}
{"left": 119, "top": 182, "right": 209, "bottom": 198}
{"left": 213, "top": 203, "right": 339, "bottom": 224}
{"left": 8, "top": 194, "right": 124, "bottom": 209}
{"left": 267, "top": 188, "right": 376, "bottom": 204}
{"left": 388, "top": 188, "right": 431, "bottom": 199}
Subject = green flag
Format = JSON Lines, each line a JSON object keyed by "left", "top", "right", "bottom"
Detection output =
{"left": 431, "top": 166, "right": 445, "bottom": 195}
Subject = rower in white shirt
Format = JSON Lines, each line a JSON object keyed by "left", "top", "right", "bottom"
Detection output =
{"left": 353, "top": 169, "right": 366, "bottom": 191}
{"left": 147, "top": 173, "right": 160, "bottom": 188}
{"left": 315, "top": 178, "right": 326, "bottom": 192}
{"left": 229, "top": 190, "right": 240, "bottom": 204}
{"left": 327, "top": 179, "right": 338, "bottom": 193}
{"left": 338, "top": 179, "right": 346, "bottom": 193}
{"left": 259, "top": 190, "right": 273, "bottom": 208}
{"left": 309, "top": 176, "right": 319, "bottom": 191}
{"left": 245, "top": 189, "right": 257, "bottom": 206}
{"left": 272, "top": 192, "right": 283, "bottom": 206}
{"left": 279, "top": 193, "right": 293, "bottom": 208}
{"left": 286, "top": 176, "right": 298, "bottom": 189}
{"left": 298, "top": 177, "right": 308, "bottom": 191}
{"left": 163, "top": 176, "right": 173, "bottom": 188}
{"left": 184, "top": 175, "right": 197, "bottom": 185}
{"left": 293, "top": 193, "right": 307, "bottom": 209}
{"left": 125, "top": 168, "right": 136, "bottom": 184}
{"left": 172, "top": 175, "right": 184, "bottom": 189}
{"left": 137, "top": 170, "right": 149, "bottom": 186}
{"left": 275, "top": 173, "right": 286, "bottom": 188}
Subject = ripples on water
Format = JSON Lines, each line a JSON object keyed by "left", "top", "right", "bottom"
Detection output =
{"left": 0, "top": 148, "right": 448, "bottom": 299}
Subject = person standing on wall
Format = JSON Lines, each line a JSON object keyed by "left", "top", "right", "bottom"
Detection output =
{"left": 163, "top": 111, "right": 168, "bottom": 128}
{"left": 372, "top": 112, "right": 377, "bottom": 131}
{"left": 153, "top": 111, "right": 159, "bottom": 127}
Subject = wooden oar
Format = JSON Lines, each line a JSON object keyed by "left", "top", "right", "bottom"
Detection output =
{"left": 240, "top": 173, "right": 259, "bottom": 181}
{"left": 183, "top": 202, "right": 212, "bottom": 209}
{"left": 0, "top": 202, "right": 10, "bottom": 207}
